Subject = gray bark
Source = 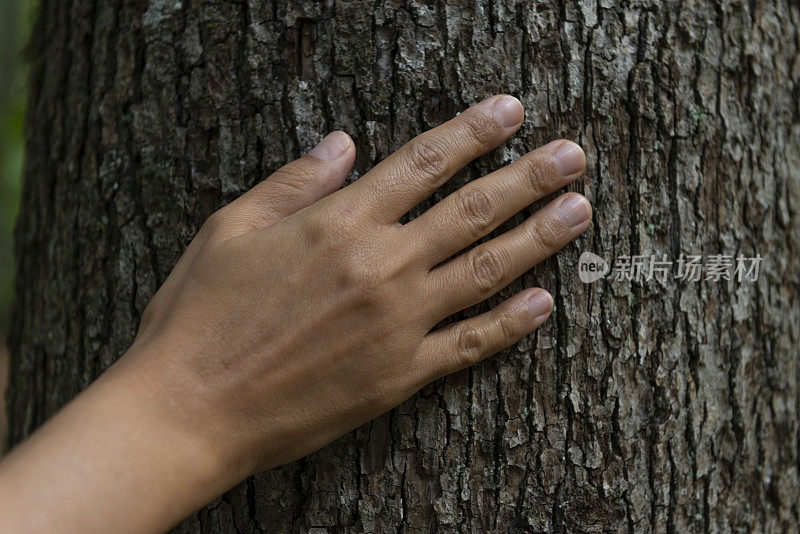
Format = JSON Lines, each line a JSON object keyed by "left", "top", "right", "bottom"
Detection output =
{"left": 7, "top": 0, "right": 800, "bottom": 532}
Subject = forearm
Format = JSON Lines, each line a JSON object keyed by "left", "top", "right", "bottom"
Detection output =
{"left": 0, "top": 347, "right": 235, "bottom": 534}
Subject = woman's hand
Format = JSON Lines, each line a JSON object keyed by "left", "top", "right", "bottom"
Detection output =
{"left": 0, "top": 95, "right": 590, "bottom": 533}
{"left": 129, "top": 94, "right": 590, "bottom": 477}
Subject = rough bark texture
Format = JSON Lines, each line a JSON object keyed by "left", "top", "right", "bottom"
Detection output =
{"left": 7, "top": 0, "right": 800, "bottom": 531}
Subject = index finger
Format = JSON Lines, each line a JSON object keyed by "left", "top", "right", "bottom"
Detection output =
{"left": 346, "top": 95, "right": 524, "bottom": 223}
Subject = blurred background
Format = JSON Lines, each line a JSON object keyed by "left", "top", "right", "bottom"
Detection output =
{"left": 1, "top": 0, "right": 36, "bottom": 445}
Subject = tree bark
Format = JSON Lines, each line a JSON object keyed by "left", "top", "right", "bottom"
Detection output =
{"left": 7, "top": 0, "right": 800, "bottom": 531}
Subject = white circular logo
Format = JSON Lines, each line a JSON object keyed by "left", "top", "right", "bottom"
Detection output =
{"left": 578, "top": 252, "right": 609, "bottom": 283}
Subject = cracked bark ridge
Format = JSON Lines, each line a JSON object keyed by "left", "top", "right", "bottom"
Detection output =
{"left": 7, "top": 0, "right": 800, "bottom": 532}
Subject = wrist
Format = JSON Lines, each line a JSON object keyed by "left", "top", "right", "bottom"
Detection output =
{"left": 0, "top": 341, "right": 250, "bottom": 533}
{"left": 111, "top": 340, "right": 254, "bottom": 492}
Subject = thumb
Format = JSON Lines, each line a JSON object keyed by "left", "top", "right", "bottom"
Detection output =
{"left": 216, "top": 131, "right": 355, "bottom": 240}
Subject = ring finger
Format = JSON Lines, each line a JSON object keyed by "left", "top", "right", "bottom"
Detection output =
{"left": 429, "top": 192, "right": 592, "bottom": 318}
{"left": 406, "top": 139, "right": 586, "bottom": 265}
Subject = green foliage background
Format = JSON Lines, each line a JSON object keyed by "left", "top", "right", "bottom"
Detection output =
{"left": 0, "top": 0, "right": 36, "bottom": 332}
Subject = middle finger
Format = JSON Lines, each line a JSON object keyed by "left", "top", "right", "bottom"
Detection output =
{"left": 428, "top": 192, "right": 592, "bottom": 318}
{"left": 404, "top": 139, "right": 586, "bottom": 265}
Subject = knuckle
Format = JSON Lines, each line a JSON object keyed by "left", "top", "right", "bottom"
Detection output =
{"left": 405, "top": 137, "right": 449, "bottom": 183}
{"left": 461, "top": 110, "right": 499, "bottom": 148}
{"left": 457, "top": 188, "right": 495, "bottom": 237}
{"left": 300, "top": 205, "right": 359, "bottom": 245}
{"left": 469, "top": 248, "right": 505, "bottom": 296}
{"left": 300, "top": 215, "right": 329, "bottom": 244}
{"left": 517, "top": 154, "right": 552, "bottom": 197}
{"left": 271, "top": 163, "right": 317, "bottom": 192}
{"left": 456, "top": 325, "right": 485, "bottom": 366}
{"left": 496, "top": 309, "right": 519, "bottom": 343}
{"left": 528, "top": 218, "right": 562, "bottom": 251}
{"left": 341, "top": 252, "right": 387, "bottom": 293}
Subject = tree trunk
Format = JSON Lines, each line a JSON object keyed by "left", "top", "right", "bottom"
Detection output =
{"left": 7, "top": 0, "right": 800, "bottom": 531}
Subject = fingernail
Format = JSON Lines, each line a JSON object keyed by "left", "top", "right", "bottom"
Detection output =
{"left": 554, "top": 141, "right": 585, "bottom": 177}
{"left": 558, "top": 194, "right": 592, "bottom": 228}
{"left": 309, "top": 131, "right": 350, "bottom": 160}
{"left": 492, "top": 95, "right": 524, "bottom": 128}
{"left": 526, "top": 291, "right": 553, "bottom": 321}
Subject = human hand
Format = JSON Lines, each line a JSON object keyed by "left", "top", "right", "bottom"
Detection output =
{"left": 0, "top": 95, "right": 591, "bottom": 533}
{"left": 126, "top": 94, "right": 591, "bottom": 477}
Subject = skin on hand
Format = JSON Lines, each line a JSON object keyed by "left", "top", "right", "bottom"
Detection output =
{"left": 130, "top": 94, "right": 590, "bottom": 473}
{"left": 0, "top": 95, "right": 590, "bottom": 533}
